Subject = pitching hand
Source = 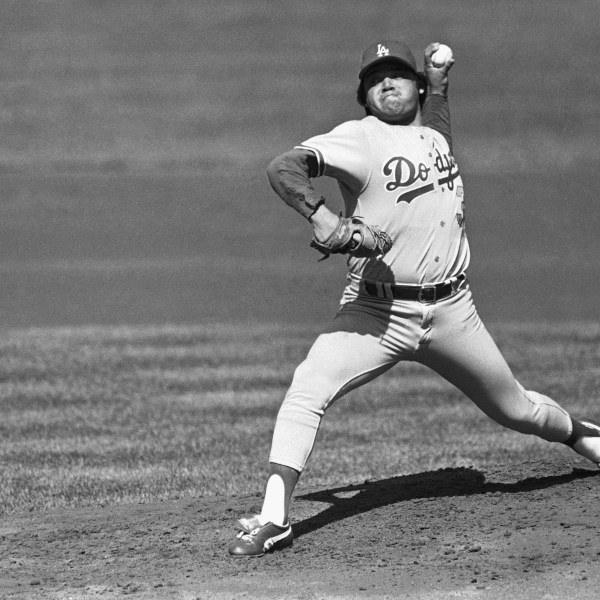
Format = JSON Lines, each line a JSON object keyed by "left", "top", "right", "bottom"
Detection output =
{"left": 424, "top": 42, "right": 454, "bottom": 97}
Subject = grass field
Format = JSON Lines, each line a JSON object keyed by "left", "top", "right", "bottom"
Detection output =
{"left": 1, "top": 0, "right": 600, "bottom": 519}
{"left": 2, "top": 320, "right": 600, "bottom": 516}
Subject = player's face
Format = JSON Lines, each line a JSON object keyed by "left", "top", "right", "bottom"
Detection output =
{"left": 363, "top": 63, "right": 420, "bottom": 125}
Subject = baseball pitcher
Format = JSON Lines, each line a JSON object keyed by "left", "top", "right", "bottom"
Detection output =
{"left": 227, "top": 40, "right": 600, "bottom": 557}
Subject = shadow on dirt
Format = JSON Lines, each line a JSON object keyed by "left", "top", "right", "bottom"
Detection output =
{"left": 294, "top": 466, "right": 599, "bottom": 539}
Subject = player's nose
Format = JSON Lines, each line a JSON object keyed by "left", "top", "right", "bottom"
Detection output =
{"left": 381, "top": 77, "right": 396, "bottom": 90}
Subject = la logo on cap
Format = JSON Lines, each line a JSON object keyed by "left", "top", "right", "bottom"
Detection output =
{"left": 376, "top": 44, "right": 390, "bottom": 57}
{"left": 359, "top": 40, "right": 417, "bottom": 79}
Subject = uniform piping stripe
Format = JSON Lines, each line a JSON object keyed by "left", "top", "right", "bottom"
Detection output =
{"left": 295, "top": 145, "right": 325, "bottom": 177}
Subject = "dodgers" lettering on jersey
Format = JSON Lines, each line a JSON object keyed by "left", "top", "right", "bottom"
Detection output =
{"left": 296, "top": 116, "right": 471, "bottom": 284}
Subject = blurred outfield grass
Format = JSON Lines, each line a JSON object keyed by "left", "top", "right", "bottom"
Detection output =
{"left": 2, "top": 321, "right": 600, "bottom": 515}
{"left": 0, "top": 0, "right": 599, "bottom": 327}
{"left": 1, "top": 0, "right": 598, "bottom": 175}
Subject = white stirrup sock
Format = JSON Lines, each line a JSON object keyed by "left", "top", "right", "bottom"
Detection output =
{"left": 259, "top": 474, "right": 286, "bottom": 526}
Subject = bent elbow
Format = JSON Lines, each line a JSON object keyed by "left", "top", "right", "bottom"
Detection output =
{"left": 266, "top": 155, "right": 285, "bottom": 186}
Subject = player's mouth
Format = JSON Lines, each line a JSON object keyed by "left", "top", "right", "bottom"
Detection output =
{"left": 381, "top": 90, "right": 401, "bottom": 102}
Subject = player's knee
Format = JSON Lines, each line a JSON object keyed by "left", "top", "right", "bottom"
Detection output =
{"left": 276, "top": 364, "right": 342, "bottom": 426}
{"left": 289, "top": 359, "right": 340, "bottom": 400}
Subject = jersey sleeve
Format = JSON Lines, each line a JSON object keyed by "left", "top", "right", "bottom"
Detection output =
{"left": 421, "top": 94, "right": 452, "bottom": 151}
{"left": 266, "top": 148, "right": 325, "bottom": 220}
{"left": 296, "top": 120, "right": 371, "bottom": 192}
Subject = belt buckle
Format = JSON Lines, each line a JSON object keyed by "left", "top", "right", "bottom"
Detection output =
{"left": 417, "top": 284, "right": 436, "bottom": 303}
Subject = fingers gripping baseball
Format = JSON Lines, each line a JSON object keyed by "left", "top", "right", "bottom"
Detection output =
{"left": 424, "top": 42, "right": 454, "bottom": 96}
{"left": 425, "top": 43, "right": 455, "bottom": 69}
{"left": 310, "top": 215, "right": 392, "bottom": 261}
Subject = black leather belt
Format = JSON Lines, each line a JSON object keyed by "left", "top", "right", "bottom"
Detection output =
{"left": 363, "top": 274, "right": 466, "bottom": 303}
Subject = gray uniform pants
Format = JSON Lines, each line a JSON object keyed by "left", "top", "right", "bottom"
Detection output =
{"left": 269, "top": 280, "right": 572, "bottom": 472}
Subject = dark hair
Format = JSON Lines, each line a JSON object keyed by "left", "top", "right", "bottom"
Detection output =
{"left": 356, "top": 71, "right": 428, "bottom": 115}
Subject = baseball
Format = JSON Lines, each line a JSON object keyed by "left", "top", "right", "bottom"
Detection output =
{"left": 431, "top": 44, "right": 453, "bottom": 67}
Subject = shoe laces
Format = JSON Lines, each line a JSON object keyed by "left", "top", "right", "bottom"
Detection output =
{"left": 236, "top": 527, "right": 261, "bottom": 541}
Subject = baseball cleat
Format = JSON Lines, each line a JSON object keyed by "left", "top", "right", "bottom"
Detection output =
{"left": 228, "top": 515, "right": 293, "bottom": 557}
{"left": 571, "top": 419, "right": 600, "bottom": 466}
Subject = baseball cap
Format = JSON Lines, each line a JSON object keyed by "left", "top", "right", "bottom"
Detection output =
{"left": 359, "top": 40, "right": 417, "bottom": 79}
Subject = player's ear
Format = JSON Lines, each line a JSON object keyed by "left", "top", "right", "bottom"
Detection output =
{"left": 416, "top": 71, "right": 427, "bottom": 106}
{"left": 356, "top": 80, "right": 365, "bottom": 107}
{"left": 356, "top": 80, "right": 371, "bottom": 115}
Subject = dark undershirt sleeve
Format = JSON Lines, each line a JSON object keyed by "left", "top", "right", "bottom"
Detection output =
{"left": 421, "top": 94, "right": 452, "bottom": 151}
{"left": 266, "top": 148, "right": 325, "bottom": 220}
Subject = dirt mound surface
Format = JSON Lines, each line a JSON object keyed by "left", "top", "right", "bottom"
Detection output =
{"left": 2, "top": 459, "right": 600, "bottom": 599}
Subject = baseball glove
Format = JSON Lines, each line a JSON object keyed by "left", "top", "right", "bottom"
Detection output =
{"left": 309, "top": 215, "right": 393, "bottom": 261}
